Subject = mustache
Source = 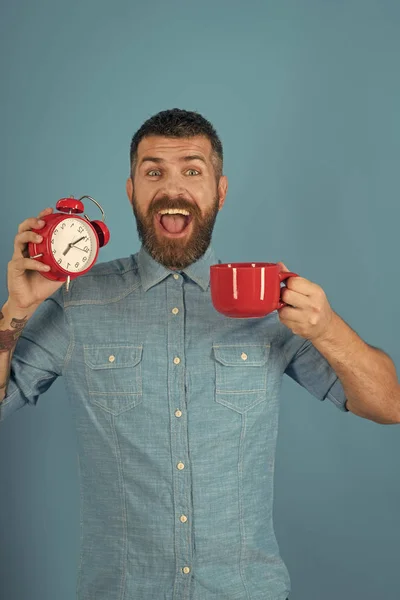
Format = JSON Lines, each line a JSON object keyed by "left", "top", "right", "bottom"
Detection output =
{"left": 148, "top": 196, "right": 201, "bottom": 218}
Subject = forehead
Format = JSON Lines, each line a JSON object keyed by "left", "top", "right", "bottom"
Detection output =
{"left": 136, "top": 135, "right": 213, "bottom": 162}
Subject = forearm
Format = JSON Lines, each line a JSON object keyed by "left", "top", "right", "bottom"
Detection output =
{"left": 0, "top": 301, "right": 37, "bottom": 401}
{"left": 313, "top": 312, "right": 400, "bottom": 424}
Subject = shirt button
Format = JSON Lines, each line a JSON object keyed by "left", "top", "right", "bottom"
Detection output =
{"left": 108, "top": 355, "right": 115, "bottom": 363}
{"left": 177, "top": 462, "right": 185, "bottom": 470}
{"left": 180, "top": 515, "right": 188, "bottom": 523}
{"left": 241, "top": 352, "right": 248, "bottom": 361}
{"left": 182, "top": 566, "right": 190, "bottom": 574}
{"left": 173, "top": 274, "right": 180, "bottom": 280}
{"left": 175, "top": 409, "right": 182, "bottom": 418}
{"left": 173, "top": 357, "right": 181, "bottom": 365}
{"left": 172, "top": 307, "right": 179, "bottom": 315}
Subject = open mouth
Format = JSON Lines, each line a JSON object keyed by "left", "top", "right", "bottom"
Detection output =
{"left": 155, "top": 208, "right": 194, "bottom": 238}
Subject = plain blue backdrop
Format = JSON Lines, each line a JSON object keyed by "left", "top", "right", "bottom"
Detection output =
{"left": 0, "top": 1, "right": 399, "bottom": 598}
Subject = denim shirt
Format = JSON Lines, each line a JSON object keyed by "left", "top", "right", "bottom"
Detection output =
{"left": 1, "top": 245, "right": 347, "bottom": 600}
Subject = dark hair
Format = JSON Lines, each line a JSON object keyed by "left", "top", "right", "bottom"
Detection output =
{"left": 130, "top": 108, "right": 223, "bottom": 180}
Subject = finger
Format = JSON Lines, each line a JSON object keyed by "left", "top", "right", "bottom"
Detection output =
{"left": 278, "top": 316, "right": 306, "bottom": 337}
{"left": 37, "top": 207, "right": 53, "bottom": 219}
{"left": 13, "top": 231, "right": 44, "bottom": 258}
{"left": 10, "top": 257, "right": 51, "bottom": 274}
{"left": 17, "top": 216, "right": 46, "bottom": 234}
{"left": 278, "top": 305, "right": 302, "bottom": 322}
{"left": 277, "top": 261, "right": 290, "bottom": 272}
{"left": 285, "top": 276, "right": 319, "bottom": 295}
{"left": 280, "top": 287, "right": 309, "bottom": 308}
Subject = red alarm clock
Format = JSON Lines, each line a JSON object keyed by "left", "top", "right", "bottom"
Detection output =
{"left": 28, "top": 196, "right": 110, "bottom": 290}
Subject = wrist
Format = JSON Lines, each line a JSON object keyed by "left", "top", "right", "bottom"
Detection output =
{"left": 1, "top": 299, "right": 38, "bottom": 324}
{"left": 312, "top": 311, "right": 340, "bottom": 348}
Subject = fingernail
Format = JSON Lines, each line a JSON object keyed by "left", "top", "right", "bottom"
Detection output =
{"left": 38, "top": 220, "right": 45, "bottom": 226}
{"left": 36, "top": 235, "right": 43, "bottom": 242}
{"left": 42, "top": 264, "right": 50, "bottom": 271}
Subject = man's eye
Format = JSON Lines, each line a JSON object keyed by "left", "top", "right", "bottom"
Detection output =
{"left": 148, "top": 170, "right": 161, "bottom": 177}
{"left": 186, "top": 169, "right": 199, "bottom": 176}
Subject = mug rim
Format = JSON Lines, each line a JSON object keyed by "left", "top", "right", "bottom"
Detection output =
{"left": 210, "top": 262, "right": 278, "bottom": 269}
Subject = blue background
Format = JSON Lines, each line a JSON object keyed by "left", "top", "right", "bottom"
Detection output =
{"left": 0, "top": 0, "right": 399, "bottom": 598}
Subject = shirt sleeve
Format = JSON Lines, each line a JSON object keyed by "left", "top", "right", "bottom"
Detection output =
{"left": 282, "top": 329, "right": 348, "bottom": 412}
{"left": 0, "top": 288, "right": 71, "bottom": 422}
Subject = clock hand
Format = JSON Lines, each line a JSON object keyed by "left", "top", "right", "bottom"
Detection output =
{"left": 63, "top": 243, "right": 72, "bottom": 256}
{"left": 62, "top": 236, "right": 86, "bottom": 256}
{"left": 70, "top": 236, "right": 86, "bottom": 247}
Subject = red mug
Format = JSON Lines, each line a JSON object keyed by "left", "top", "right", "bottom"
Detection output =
{"left": 210, "top": 262, "right": 298, "bottom": 318}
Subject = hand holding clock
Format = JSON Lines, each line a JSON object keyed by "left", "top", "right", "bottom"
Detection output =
{"left": 6, "top": 208, "right": 65, "bottom": 315}
{"left": 5, "top": 197, "right": 109, "bottom": 317}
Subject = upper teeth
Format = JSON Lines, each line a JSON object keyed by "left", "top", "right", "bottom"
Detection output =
{"left": 159, "top": 209, "right": 190, "bottom": 216}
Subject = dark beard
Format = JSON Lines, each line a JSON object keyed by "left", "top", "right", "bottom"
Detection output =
{"left": 131, "top": 192, "right": 219, "bottom": 270}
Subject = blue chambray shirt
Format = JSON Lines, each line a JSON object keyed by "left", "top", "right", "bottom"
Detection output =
{"left": 1, "top": 245, "right": 347, "bottom": 600}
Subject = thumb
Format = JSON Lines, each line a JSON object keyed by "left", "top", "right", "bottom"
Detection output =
{"left": 277, "top": 261, "right": 290, "bottom": 272}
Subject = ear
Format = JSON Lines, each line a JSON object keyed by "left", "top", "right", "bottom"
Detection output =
{"left": 126, "top": 177, "right": 133, "bottom": 206}
{"left": 217, "top": 175, "right": 228, "bottom": 210}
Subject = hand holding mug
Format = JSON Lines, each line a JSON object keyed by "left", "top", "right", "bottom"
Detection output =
{"left": 210, "top": 260, "right": 334, "bottom": 342}
{"left": 276, "top": 262, "right": 335, "bottom": 342}
{"left": 210, "top": 261, "right": 298, "bottom": 319}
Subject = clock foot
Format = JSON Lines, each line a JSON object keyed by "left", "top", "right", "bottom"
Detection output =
{"left": 66, "top": 276, "right": 71, "bottom": 292}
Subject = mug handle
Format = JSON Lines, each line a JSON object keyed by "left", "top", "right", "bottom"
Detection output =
{"left": 277, "top": 271, "right": 298, "bottom": 310}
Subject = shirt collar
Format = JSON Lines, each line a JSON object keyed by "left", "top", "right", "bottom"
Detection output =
{"left": 137, "top": 245, "right": 218, "bottom": 292}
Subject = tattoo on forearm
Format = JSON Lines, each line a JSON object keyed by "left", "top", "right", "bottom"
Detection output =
{"left": 0, "top": 315, "right": 28, "bottom": 351}
{"left": 0, "top": 312, "right": 28, "bottom": 392}
{"left": 10, "top": 316, "right": 27, "bottom": 330}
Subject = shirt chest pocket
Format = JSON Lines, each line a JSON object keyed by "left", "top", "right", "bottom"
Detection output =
{"left": 212, "top": 344, "right": 270, "bottom": 413}
{"left": 83, "top": 344, "right": 143, "bottom": 416}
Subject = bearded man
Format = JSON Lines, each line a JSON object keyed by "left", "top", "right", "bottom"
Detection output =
{"left": 1, "top": 108, "right": 399, "bottom": 600}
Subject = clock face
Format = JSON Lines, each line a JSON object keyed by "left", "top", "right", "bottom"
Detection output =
{"left": 50, "top": 217, "right": 98, "bottom": 273}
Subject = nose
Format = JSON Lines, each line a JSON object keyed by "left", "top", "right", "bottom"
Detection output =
{"left": 158, "top": 171, "right": 189, "bottom": 200}
{"left": 160, "top": 187, "right": 188, "bottom": 201}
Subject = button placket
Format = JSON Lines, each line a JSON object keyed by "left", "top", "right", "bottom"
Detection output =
{"left": 167, "top": 274, "right": 193, "bottom": 594}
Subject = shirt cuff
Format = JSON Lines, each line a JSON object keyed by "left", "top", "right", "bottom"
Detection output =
{"left": 325, "top": 377, "right": 348, "bottom": 412}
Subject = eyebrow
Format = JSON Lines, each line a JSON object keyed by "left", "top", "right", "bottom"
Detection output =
{"left": 139, "top": 155, "right": 207, "bottom": 166}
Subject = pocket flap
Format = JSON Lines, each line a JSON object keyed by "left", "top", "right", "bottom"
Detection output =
{"left": 84, "top": 345, "right": 143, "bottom": 370}
{"left": 212, "top": 344, "right": 270, "bottom": 367}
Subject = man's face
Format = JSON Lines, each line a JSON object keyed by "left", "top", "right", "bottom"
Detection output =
{"left": 126, "top": 135, "right": 228, "bottom": 270}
